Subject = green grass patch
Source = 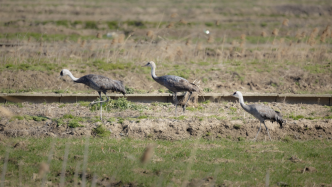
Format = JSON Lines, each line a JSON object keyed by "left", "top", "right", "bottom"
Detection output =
{"left": 78, "top": 101, "right": 90, "bottom": 107}
{"left": 92, "top": 125, "right": 111, "bottom": 137}
{"left": 168, "top": 70, "right": 190, "bottom": 79}
{"left": 104, "top": 98, "right": 147, "bottom": 111}
{"left": 304, "top": 64, "right": 332, "bottom": 74}
{"left": 186, "top": 105, "right": 204, "bottom": 112}
{"left": 233, "top": 124, "right": 242, "bottom": 129}
{"left": 137, "top": 115, "right": 148, "bottom": 119}
{"left": 125, "top": 87, "right": 147, "bottom": 94}
{"left": 53, "top": 90, "right": 69, "bottom": 94}
{"left": 32, "top": 116, "right": 48, "bottom": 122}
{"left": 68, "top": 120, "right": 84, "bottom": 128}
{"left": 84, "top": 21, "right": 98, "bottom": 29}
{"left": 198, "top": 61, "right": 210, "bottom": 66}
{"left": 208, "top": 115, "right": 227, "bottom": 120}
{"left": 58, "top": 104, "right": 66, "bottom": 108}
{"left": 63, "top": 114, "right": 75, "bottom": 119}
{"left": 1, "top": 138, "right": 332, "bottom": 186}
{"left": 56, "top": 20, "right": 69, "bottom": 27}
{"left": 2, "top": 102, "right": 23, "bottom": 108}
{"left": 237, "top": 137, "right": 245, "bottom": 141}
{"left": 107, "top": 117, "right": 117, "bottom": 123}
{"left": 229, "top": 107, "right": 237, "bottom": 113}
{"left": 53, "top": 118, "right": 64, "bottom": 126}
{"left": 200, "top": 100, "right": 211, "bottom": 104}
{"left": 288, "top": 114, "right": 304, "bottom": 120}
{"left": 117, "top": 117, "right": 125, "bottom": 124}
{"left": 0, "top": 32, "right": 96, "bottom": 42}
{"left": 2, "top": 60, "right": 68, "bottom": 74}
{"left": 10, "top": 115, "right": 24, "bottom": 121}
{"left": 324, "top": 115, "right": 332, "bottom": 119}
{"left": 173, "top": 115, "right": 185, "bottom": 120}
{"left": 203, "top": 88, "right": 213, "bottom": 92}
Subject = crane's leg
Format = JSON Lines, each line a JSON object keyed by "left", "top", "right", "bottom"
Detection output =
{"left": 99, "top": 92, "right": 103, "bottom": 120}
{"left": 182, "top": 92, "right": 192, "bottom": 113}
{"left": 98, "top": 92, "right": 110, "bottom": 121}
{"left": 263, "top": 122, "right": 272, "bottom": 141}
{"left": 172, "top": 92, "right": 178, "bottom": 116}
{"left": 254, "top": 122, "right": 262, "bottom": 141}
{"left": 90, "top": 91, "right": 104, "bottom": 105}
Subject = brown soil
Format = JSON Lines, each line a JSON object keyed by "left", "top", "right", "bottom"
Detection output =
{"left": 1, "top": 102, "right": 331, "bottom": 141}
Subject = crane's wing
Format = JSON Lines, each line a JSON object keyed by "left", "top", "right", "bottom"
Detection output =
{"left": 250, "top": 104, "right": 280, "bottom": 121}
{"left": 75, "top": 74, "right": 126, "bottom": 95}
{"left": 156, "top": 75, "right": 198, "bottom": 92}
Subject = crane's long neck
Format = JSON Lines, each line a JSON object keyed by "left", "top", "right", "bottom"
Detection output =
{"left": 238, "top": 95, "right": 250, "bottom": 112}
{"left": 66, "top": 72, "right": 79, "bottom": 81}
{"left": 151, "top": 65, "right": 157, "bottom": 79}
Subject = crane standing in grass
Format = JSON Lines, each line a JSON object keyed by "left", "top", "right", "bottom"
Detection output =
{"left": 143, "top": 61, "right": 199, "bottom": 116}
{"left": 60, "top": 69, "right": 126, "bottom": 120}
{"left": 232, "top": 91, "right": 285, "bottom": 141}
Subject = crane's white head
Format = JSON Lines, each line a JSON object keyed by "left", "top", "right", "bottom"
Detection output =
{"left": 142, "top": 61, "right": 156, "bottom": 68}
{"left": 60, "top": 69, "right": 78, "bottom": 81}
{"left": 60, "top": 69, "right": 71, "bottom": 77}
{"left": 232, "top": 91, "right": 243, "bottom": 98}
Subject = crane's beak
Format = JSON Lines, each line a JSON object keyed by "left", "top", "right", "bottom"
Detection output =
{"left": 142, "top": 63, "right": 149, "bottom": 67}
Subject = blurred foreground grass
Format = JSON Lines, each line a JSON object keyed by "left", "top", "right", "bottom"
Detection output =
{"left": 0, "top": 137, "right": 331, "bottom": 186}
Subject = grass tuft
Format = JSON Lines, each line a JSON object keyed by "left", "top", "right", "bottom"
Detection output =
{"left": 233, "top": 124, "right": 241, "bottom": 129}
{"left": 173, "top": 115, "right": 185, "bottom": 120}
{"left": 93, "top": 125, "right": 111, "bottom": 137}
{"left": 68, "top": 120, "right": 84, "bottom": 128}
{"left": 32, "top": 116, "right": 48, "bottom": 121}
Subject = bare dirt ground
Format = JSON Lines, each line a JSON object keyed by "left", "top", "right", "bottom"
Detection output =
{"left": 1, "top": 101, "right": 331, "bottom": 141}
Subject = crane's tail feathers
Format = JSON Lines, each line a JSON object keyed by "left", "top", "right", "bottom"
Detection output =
{"left": 191, "top": 80, "right": 204, "bottom": 95}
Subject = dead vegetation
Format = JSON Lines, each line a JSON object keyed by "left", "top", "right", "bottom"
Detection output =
{"left": 0, "top": 0, "right": 331, "bottom": 95}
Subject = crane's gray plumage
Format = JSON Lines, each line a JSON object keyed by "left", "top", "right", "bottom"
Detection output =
{"left": 153, "top": 75, "right": 198, "bottom": 93}
{"left": 74, "top": 74, "right": 126, "bottom": 95}
{"left": 60, "top": 69, "right": 126, "bottom": 120}
{"left": 232, "top": 91, "right": 285, "bottom": 141}
{"left": 143, "top": 61, "right": 198, "bottom": 115}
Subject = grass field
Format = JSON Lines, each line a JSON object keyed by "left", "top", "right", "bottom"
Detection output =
{"left": 1, "top": 0, "right": 332, "bottom": 186}
{"left": 0, "top": 0, "right": 332, "bottom": 94}
{"left": 1, "top": 137, "right": 332, "bottom": 186}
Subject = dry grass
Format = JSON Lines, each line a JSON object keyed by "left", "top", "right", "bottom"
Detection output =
{"left": 0, "top": 0, "right": 331, "bottom": 95}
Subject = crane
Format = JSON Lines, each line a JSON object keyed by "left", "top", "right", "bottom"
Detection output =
{"left": 60, "top": 69, "right": 126, "bottom": 120}
{"left": 143, "top": 61, "right": 198, "bottom": 116}
{"left": 232, "top": 91, "right": 285, "bottom": 141}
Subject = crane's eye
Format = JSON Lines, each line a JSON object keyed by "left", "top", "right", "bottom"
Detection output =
{"left": 233, "top": 92, "right": 236, "bottom": 95}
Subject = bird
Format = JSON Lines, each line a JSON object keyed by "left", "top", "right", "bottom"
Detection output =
{"left": 232, "top": 91, "right": 285, "bottom": 141}
{"left": 60, "top": 69, "right": 126, "bottom": 120}
{"left": 143, "top": 61, "right": 198, "bottom": 116}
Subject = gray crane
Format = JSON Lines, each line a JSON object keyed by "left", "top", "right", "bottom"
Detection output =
{"left": 232, "top": 91, "right": 285, "bottom": 141}
{"left": 60, "top": 69, "right": 126, "bottom": 120}
{"left": 143, "top": 61, "right": 198, "bottom": 116}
